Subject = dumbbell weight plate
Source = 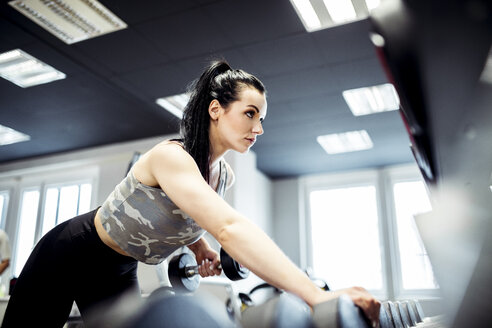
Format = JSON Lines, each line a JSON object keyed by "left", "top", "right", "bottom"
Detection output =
{"left": 387, "top": 301, "right": 404, "bottom": 328}
{"left": 220, "top": 248, "right": 250, "bottom": 281}
{"left": 168, "top": 253, "right": 200, "bottom": 292}
{"left": 379, "top": 302, "right": 393, "bottom": 328}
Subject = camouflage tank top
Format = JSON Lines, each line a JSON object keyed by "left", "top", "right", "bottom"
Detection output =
{"left": 99, "top": 160, "right": 229, "bottom": 264}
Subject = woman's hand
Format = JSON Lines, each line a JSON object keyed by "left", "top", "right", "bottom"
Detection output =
{"left": 187, "top": 238, "right": 222, "bottom": 277}
{"left": 312, "top": 287, "right": 381, "bottom": 328}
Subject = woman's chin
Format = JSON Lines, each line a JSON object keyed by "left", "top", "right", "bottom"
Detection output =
{"left": 236, "top": 146, "right": 251, "bottom": 154}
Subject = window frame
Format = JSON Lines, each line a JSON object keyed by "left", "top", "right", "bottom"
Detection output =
{"left": 382, "top": 165, "right": 440, "bottom": 299}
{"left": 14, "top": 185, "right": 41, "bottom": 277}
{"left": 0, "top": 189, "right": 11, "bottom": 230}
{"left": 301, "top": 169, "right": 389, "bottom": 299}
{"left": 0, "top": 178, "right": 18, "bottom": 234}
{"left": 0, "top": 166, "right": 98, "bottom": 277}
{"left": 38, "top": 179, "right": 94, "bottom": 240}
{"left": 302, "top": 164, "right": 440, "bottom": 301}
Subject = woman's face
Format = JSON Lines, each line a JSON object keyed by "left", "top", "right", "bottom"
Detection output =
{"left": 210, "top": 86, "right": 267, "bottom": 154}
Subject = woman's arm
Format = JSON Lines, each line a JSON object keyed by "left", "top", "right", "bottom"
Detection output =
{"left": 138, "top": 143, "right": 380, "bottom": 323}
{"left": 0, "top": 259, "right": 9, "bottom": 275}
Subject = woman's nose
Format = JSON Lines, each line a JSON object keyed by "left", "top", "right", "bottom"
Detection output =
{"left": 252, "top": 121, "right": 263, "bottom": 135}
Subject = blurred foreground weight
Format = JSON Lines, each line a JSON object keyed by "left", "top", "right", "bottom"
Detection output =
{"left": 312, "top": 294, "right": 370, "bottom": 328}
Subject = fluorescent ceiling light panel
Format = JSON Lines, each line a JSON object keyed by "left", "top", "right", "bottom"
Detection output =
{"left": 0, "top": 49, "right": 66, "bottom": 88}
{"left": 343, "top": 83, "right": 400, "bottom": 116}
{"left": 290, "top": 0, "right": 322, "bottom": 31}
{"left": 317, "top": 130, "right": 373, "bottom": 154}
{"left": 156, "top": 93, "right": 190, "bottom": 119}
{"left": 9, "top": 0, "right": 127, "bottom": 44}
{"left": 365, "top": 0, "right": 381, "bottom": 11}
{"left": 323, "top": 0, "right": 356, "bottom": 23}
{"left": 0, "top": 124, "right": 30, "bottom": 146}
{"left": 290, "top": 0, "right": 381, "bottom": 32}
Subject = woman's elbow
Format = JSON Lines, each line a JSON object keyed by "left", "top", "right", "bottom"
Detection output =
{"left": 216, "top": 224, "right": 233, "bottom": 246}
{"left": 215, "top": 218, "right": 241, "bottom": 246}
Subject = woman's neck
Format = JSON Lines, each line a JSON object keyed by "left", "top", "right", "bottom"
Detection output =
{"left": 209, "top": 136, "right": 229, "bottom": 164}
{"left": 210, "top": 149, "right": 229, "bottom": 168}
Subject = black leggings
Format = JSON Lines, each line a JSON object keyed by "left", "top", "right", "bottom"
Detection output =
{"left": 2, "top": 209, "right": 140, "bottom": 327}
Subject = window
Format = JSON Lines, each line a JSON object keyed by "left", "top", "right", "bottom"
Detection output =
{"left": 15, "top": 189, "right": 40, "bottom": 276}
{"left": 393, "top": 181, "right": 437, "bottom": 290}
{"left": 0, "top": 191, "right": 8, "bottom": 228}
{"left": 310, "top": 186, "right": 382, "bottom": 290}
{"left": 305, "top": 165, "right": 438, "bottom": 299}
{"left": 13, "top": 181, "right": 93, "bottom": 277}
{"left": 41, "top": 183, "right": 92, "bottom": 236}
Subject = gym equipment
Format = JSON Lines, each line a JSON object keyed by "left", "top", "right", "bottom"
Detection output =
{"left": 168, "top": 248, "right": 249, "bottom": 292}
{"left": 312, "top": 294, "right": 370, "bottom": 328}
{"left": 386, "top": 301, "right": 404, "bottom": 328}
{"left": 379, "top": 299, "right": 435, "bottom": 328}
{"left": 237, "top": 288, "right": 434, "bottom": 328}
{"left": 305, "top": 268, "right": 330, "bottom": 291}
{"left": 382, "top": 302, "right": 395, "bottom": 328}
{"left": 400, "top": 300, "right": 419, "bottom": 326}
{"left": 408, "top": 299, "right": 425, "bottom": 323}
{"left": 395, "top": 301, "right": 412, "bottom": 327}
{"left": 168, "top": 253, "right": 201, "bottom": 292}
{"left": 220, "top": 248, "right": 250, "bottom": 281}
{"left": 241, "top": 292, "right": 312, "bottom": 328}
{"left": 233, "top": 282, "right": 282, "bottom": 317}
{"left": 125, "top": 292, "right": 239, "bottom": 328}
{"left": 379, "top": 303, "right": 393, "bottom": 328}
{"left": 248, "top": 282, "right": 281, "bottom": 295}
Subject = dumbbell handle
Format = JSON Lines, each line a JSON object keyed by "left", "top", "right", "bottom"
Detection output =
{"left": 183, "top": 263, "right": 223, "bottom": 278}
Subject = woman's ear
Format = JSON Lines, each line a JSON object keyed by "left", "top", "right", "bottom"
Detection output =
{"left": 208, "top": 99, "right": 221, "bottom": 120}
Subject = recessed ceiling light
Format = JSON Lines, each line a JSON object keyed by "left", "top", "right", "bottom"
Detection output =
{"left": 0, "top": 49, "right": 66, "bottom": 88}
{"left": 9, "top": 0, "right": 127, "bottom": 44}
{"left": 317, "top": 130, "right": 373, "bottom": 154}
{"left": 0, "top": 124, "right": 30, "bottom": 146}
{"left": 290, "top": 0, "right": 381, "bottom": 32}
{"left": 480, "top": 55, "right": 492, "bottom": 84}
{"left": 343, "top": 83, "right": 400, "bottom": 116}
{"left": 365, "top": 0, "right": 381, "bottom": 11}
{"left": 290, "top": 0, "right": 322, "bottom": 31}
{"left": 323, "top": 0, "right": 357, "bottom": 23}
{"left": 156, "top": 93, "right": 190, "bottom": 119}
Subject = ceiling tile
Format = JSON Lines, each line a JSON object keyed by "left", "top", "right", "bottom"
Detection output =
{"left": 134, "top": 8, "right": 233, "bottom": 60}
{"left": 240, "top": 34, "right": 325, "bottom": 78}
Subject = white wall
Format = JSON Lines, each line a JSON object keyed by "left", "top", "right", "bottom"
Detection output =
{"left": 272, "top": 178, "right": 303, "bottom": 267}
{"left": 224, "top": 150, "right": 273, "bottom": 236}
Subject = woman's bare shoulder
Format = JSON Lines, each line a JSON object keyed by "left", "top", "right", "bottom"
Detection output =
{"left": 133, "top": 140, "right": 196, "bottom": 186}
{"left": 150, "top": 140, "right": 193, "bottom": 165}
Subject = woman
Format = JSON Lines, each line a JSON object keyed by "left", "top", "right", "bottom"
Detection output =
{"left": 2, "top": 61, "right": 380, "bottom": 327}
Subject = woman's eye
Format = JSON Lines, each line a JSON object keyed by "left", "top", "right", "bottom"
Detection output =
{"left": 246, "top": 111, "right": 255, "bottom": 118}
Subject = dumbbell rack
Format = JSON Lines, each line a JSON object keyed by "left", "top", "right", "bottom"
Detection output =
{"left": 240, "top": 293, "right": 449, "bottom": 328}
{"left": 380, "top": 300, "right": 448, "bottom": 328}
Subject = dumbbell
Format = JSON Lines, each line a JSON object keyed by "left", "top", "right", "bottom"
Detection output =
{"left": 168, "top": 248, "right": 250, "bottom": 292}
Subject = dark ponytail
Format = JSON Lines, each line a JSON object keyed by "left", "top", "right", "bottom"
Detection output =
{"left": 179, "top": 60, "right": 265, "bottom": 182}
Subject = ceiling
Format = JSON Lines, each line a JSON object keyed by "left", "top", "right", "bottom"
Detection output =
{"left": 0, "top": 0, "right": 415, "bottom": 179}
